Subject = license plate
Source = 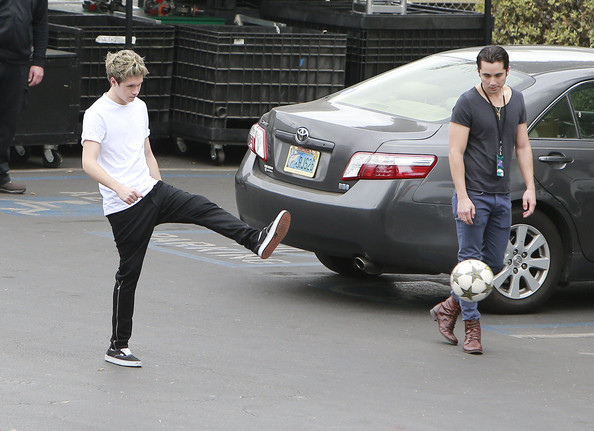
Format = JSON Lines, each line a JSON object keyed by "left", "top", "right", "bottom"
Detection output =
{"left": 284, "top": 145, "right": 321, "bottom": 178}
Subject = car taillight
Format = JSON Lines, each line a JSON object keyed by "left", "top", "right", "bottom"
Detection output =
{"left": 247, "top": 123, "right": 268, "bottom": 161}
{"left": 342, "top": 152, "right": 437, "bottom": 180}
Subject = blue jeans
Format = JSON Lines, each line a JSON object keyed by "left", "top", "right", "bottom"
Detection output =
{"left": 452, "top": 191, "right": 511, "bottom": 320}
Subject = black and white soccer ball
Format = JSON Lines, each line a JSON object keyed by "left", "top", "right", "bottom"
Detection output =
{"left": 450, "top": 259, "right": 494, "bottom": 303}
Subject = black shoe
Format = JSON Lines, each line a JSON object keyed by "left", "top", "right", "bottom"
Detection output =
{"left": 255, "top": 210, "right": 291, "bottom": 259}
{"left": 105, "top": 347, "right": 142, "bottom": 367}
{"left": 0, "top": 181, "right": 26, "bottom": 194}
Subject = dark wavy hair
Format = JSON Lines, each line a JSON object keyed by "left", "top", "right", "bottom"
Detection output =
{"left": 476, "top": 45, "right": 509, "bottom": 70}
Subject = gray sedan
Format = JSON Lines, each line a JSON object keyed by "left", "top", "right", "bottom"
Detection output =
{"left": 235, "top": 46, "right": 594, "bottom": 313}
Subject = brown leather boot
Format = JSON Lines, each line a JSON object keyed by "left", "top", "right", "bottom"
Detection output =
{"left": 430, "top": 295, "right": 461, "bottom": 345}
{"left": 463, "top": 319, "right": 483, "bottom": 354}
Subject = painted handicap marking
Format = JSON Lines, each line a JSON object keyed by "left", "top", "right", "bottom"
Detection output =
{"left": 484, "top": 321, "right": 594, "bottom": 339}
{"left": 91, "top": 229, "right": 320, "bottom": 269}
{"left": 0, "top": 192, "right": 102, "bottom": 217}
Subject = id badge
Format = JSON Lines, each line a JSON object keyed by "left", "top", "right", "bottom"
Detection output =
{"left": 496, "top": 154, "right": 504, "bottom": 177}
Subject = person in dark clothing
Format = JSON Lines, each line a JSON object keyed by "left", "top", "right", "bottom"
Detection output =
{"left": 430, "top": 46, "right": 536, "bottom": 354}
{"left": 0, "top": 0, "right": 48, "bottom": 193}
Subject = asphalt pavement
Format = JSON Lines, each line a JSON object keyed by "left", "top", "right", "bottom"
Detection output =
{"left": 1, "top": 143, "right": 593, "bottom": 431}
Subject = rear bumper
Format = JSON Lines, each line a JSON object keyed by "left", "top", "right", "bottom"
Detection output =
{"left": 235, "top": 153, "right": 459, "bottom": 274}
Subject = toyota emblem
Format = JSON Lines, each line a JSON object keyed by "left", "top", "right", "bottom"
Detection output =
{"left": 295, "top": 127, "right": 309, "bottom": 143}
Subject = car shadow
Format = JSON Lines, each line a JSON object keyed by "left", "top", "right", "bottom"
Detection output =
{"left": 273, "top": 272, "right": 451, "bottom": 313}
{"left": 272, "top": 272, "right": 594, "bottom": 314}
{"left": 542, "top": 282, "right": 594, "bottom": 312}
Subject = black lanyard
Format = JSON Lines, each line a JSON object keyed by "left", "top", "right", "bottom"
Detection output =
{"left": 481, "top": 84, "right": 506, "bottom": 177}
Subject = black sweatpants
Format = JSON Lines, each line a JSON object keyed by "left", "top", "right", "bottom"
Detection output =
{"left": 106, "top": 181, "right": 260, "bottom": 349}
{"left": 0, "top": 62, "right": 29, "bottom": 182}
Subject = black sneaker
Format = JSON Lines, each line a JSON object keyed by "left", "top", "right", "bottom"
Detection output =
{"left": 255, "top": 210, "right": 291, "bottom": 259}
{"left": 105, "top": 347, "right": 142, "bottom": 367}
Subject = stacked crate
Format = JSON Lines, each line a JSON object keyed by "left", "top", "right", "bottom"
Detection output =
{"left": 48, "top": 14, "right": 175, "bottom": 137}
{"left": 170, "top": 25, "right": 347, "bottom": 142}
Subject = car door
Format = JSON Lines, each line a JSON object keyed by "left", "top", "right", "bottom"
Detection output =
{"left": 529, "top": 80, "right": 594, "bottom": 262}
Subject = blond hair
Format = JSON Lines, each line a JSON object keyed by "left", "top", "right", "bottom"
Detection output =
{"left": 105, "top": 50, "right": 149, "bottom": 83}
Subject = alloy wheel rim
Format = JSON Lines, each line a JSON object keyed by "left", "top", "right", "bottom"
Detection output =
{"left": 493, "top": 223, "right": 551, "bottom": 300}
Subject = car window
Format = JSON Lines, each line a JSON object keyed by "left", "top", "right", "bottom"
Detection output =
{"left": 529, "top": 97, "right": 578, "bottom": 139}
{"left": 568, "top": 81, "right": 594, "bottom": 138}
{"left": 529, "top": 81, "right": 594, "bottom": 139}
{"left": 329, "top": 56, "right": 531, "bottom": 122}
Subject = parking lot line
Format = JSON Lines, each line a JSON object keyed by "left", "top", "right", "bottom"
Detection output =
{"left": 510, "top": 332, "right": 594, "bottom": 339}
{"left": 484, "top": 322, "right": 594, "bottom": 339}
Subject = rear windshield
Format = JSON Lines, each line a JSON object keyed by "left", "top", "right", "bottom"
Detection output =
{"left": 330, "top": 55, "right": 534, "bottom": 122}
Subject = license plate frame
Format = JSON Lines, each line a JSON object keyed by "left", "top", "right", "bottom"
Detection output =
{"left": 284, "top": 145, "right": 321, "bottom": 178}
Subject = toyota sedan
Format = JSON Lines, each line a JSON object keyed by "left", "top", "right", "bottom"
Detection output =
{"left": 234, "top": 46, "right": 594, "bottom": 313}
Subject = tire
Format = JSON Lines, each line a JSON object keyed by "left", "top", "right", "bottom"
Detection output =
{"left": 315, "top": 253, "right": 380, "bottom": 278}
{"left": 483, "top": 208, "right": 563, "bottom": 314}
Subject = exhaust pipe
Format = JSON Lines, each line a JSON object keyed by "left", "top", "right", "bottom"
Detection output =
{"left": 353, "top": 256, "right": 382, "bottom": 275}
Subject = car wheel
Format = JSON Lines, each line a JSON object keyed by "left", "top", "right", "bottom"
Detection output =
{"left": 315, "top": 253, "right": 380, "bottom": 278}
{"left": 483, "top": 208, "right": 563, "bottom": 314}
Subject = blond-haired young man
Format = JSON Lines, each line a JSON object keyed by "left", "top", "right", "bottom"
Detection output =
{"left": 81, "top": 50, "right": 290, "bottom": 367}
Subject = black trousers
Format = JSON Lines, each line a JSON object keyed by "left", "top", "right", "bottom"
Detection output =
{"left": 0, "top": 62, "right": 28, "bottom": 182}
{"left": 106, "top": 181, "right": 260, "bottom": 349}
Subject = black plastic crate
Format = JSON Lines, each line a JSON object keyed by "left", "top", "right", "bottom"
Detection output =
{"left": 260, "top": 0, "right": 488, "bottom": 85}
{"left": 14, "top": 49, "right": 80, "bottom": 144}
{"left": 347, "top": 27, "right": 486, "bottom": 84}
{"left": 47, "top": 15, "right": 174, "bottom": 137}
{"left": 170, "top": 25, "right": 346, "bottom": 139}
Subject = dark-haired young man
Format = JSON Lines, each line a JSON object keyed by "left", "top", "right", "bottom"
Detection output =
{"left": 430, "top": 46, "right": 536, "bottom": 354}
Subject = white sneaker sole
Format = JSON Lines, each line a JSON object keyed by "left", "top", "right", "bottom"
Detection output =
{"left": 258, "top": 210, "right": 291, "bottom": 259}
{"left": 105, "top": 354, "right": 142, "bottom": 368}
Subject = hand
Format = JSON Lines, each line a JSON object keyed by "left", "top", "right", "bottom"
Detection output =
{"left": 522, "top": 188, "right": 536, "bottom": 218}
{"left": 28, "top": 65, "right": 44, "bottom": 87}
{"left": 457, "top": 196, "right": 475, "bottom": 225}
{"left": 116, "top": 186, "right": 143, "bottom": 205}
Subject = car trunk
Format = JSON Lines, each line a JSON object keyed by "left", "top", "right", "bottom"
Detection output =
{"left": 258, "top": 99, "right": 442, "bottom": 193}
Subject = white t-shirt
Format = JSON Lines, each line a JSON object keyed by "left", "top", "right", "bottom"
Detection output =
{"left": 81, "top": 94, "right": 158, "bottom": 216}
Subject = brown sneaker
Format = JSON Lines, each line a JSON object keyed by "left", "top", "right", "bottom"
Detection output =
{"left": 430, "top": 295, "right": 461, "bottom": 345}
{"left": 0, "top": 181, "right": 26, "bottom": 194}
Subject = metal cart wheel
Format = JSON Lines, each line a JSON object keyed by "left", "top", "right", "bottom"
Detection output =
{"left": 174, "top": 137, "right": 189, "bottom": 155}
{"left": 11, "top": 145, "right": 32, "bottom": 162}
{"left": 210, "top": 144, "right": 225, "bottom": 165}
{"left": 42, "top": 145, "right": 63, "bottom": 168}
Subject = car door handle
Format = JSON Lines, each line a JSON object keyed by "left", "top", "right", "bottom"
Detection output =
{"left": 538, "top": 154, "right": 574, "bottom": 164}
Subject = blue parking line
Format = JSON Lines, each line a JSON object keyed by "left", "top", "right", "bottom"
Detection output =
{"left": 0, "top": 196, "right": 103, "bottom": 217}
{"left": 148, "top": 244, "right": 319, "bottom": 268}
{"left": 90, "top": 229, "right": 320, "bottom": 269}
{"left": 0, "top": 173, "right": 237, "bottom": 217}
{"left": 14, "top": 174, "right": 88, "bottom": 181}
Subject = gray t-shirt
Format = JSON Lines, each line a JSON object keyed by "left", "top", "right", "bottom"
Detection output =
{"left": 451, "top": 87, "right": 527, "bottom": 194}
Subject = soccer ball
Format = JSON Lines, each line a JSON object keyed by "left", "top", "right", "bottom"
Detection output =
{"left": 450, "top": 259, "right": 494, "bottom": 303}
